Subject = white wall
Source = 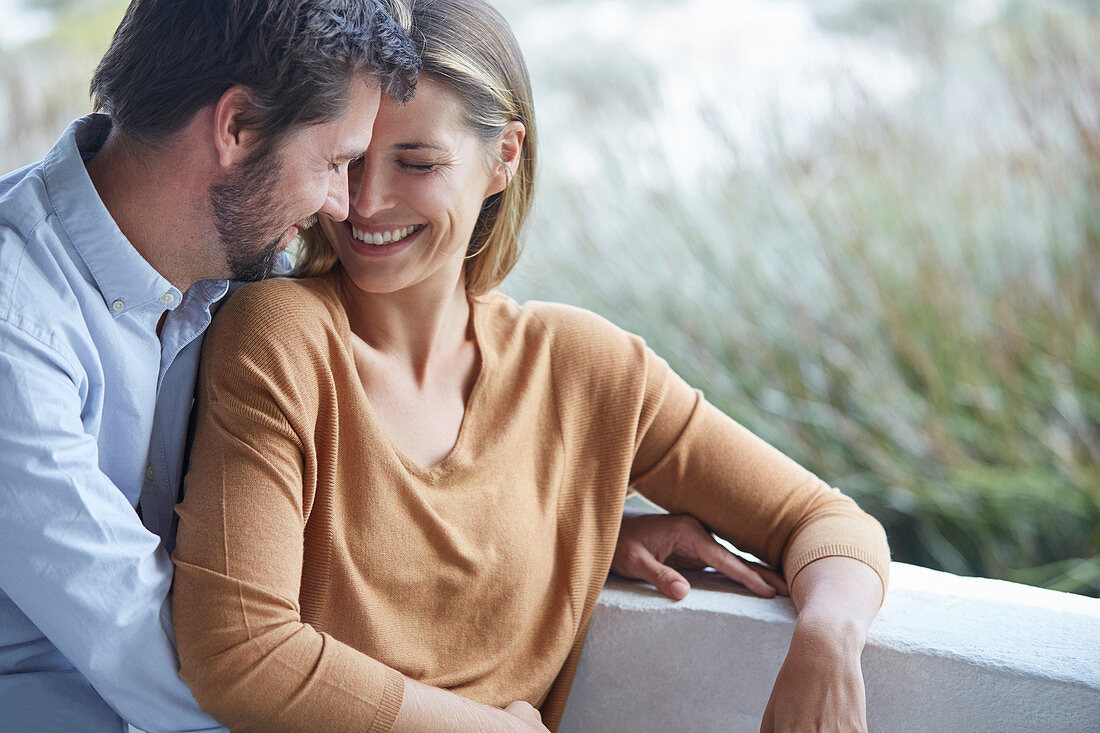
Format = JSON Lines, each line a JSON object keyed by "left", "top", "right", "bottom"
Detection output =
{"left": 560, "top": 563, "right": 1100, "bottom": 733}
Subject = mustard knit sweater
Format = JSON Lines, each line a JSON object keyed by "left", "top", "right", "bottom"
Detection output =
{"left": 172, "top": 275, "right": 890, "bottom": 733}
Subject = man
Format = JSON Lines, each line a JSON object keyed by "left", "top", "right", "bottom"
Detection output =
{"left": 0, "top": 1, "right": 417, "bottom": 729}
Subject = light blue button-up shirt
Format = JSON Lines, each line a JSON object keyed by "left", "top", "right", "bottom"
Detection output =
{"left": 0, "top": 116, "right": 228, "bottom": 732}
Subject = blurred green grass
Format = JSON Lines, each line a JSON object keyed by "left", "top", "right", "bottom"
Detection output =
{"left": 4, "top": 0, "right": 1097, "bottom": 595}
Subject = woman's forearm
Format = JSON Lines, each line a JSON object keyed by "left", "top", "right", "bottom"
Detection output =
{"left": 393, "top": 679, "right": 548, "bottom": 733}
{"left": 760, "top": 556, "right": 884, "bottom": 732}
{"left": 790, "top": 555, "right": 883, "bottom": 638}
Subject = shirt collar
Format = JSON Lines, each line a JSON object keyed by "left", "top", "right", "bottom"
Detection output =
{"left": 41, "top": 115, "right": 227, "bottom": 317}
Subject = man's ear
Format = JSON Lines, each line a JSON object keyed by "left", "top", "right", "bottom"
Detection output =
{"left": 212, "top": 85, "right": 263, "bottom": 168}
{"left": 485, "top": 120, "right": 526, "bottom": 197}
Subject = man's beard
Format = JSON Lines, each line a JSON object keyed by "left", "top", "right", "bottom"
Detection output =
{"left": 209, "top": 144, "right": 295, "bottom": 282}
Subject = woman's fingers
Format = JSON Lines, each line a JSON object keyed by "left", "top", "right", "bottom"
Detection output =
{"left": 670, "top": 515, "right": 789, "bottom": 598}
{"left": 702, "top": 544, "right": 789, "bottom": 597}
{"left": 614, "top": 513, "right": 792, "bottom": 599}
{"left": 618, "top": 539, "right": 693, "bottom": 600}
{"left": 695, "top": 541, "right": 781, "bottom": 598}
{"left": 503, "top": 700, "right": 541, "bottom": 721}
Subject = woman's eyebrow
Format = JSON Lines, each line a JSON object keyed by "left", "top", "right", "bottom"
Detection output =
{"left": 392, "top": 142, "right": 448, "bottom": 152}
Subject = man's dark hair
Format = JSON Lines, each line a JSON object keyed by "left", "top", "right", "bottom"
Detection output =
{"left": 90, "top": 0, "right": 419, "bottom": 147}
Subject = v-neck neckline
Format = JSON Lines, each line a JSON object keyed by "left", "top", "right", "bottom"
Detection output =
{"left": 315, "top": 275, "right": 491, "bottom": 482}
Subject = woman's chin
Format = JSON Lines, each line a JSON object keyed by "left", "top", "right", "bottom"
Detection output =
{"left": 338, "top": 265, "right": 414, "bottom": 295}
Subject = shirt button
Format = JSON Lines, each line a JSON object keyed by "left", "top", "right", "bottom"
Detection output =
{"left": 146, "top": 465, "right": 155, "bottom": 481}
{"left": 160, "top": 293, "right": 175, "bottom": 304}
{"left": 111, "top": 299, "right": 125, "bottom": 312}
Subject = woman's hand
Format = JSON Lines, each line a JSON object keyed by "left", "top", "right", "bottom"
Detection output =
{"left": 760, "top": 556, "right": 883, "bottom": 732}
{"left": 612, "top": 511, "right": 788, "bottom": 600}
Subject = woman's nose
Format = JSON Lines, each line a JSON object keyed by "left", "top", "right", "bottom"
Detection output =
{"left": 349, "top": 159, "right": 392, "bottom": 218}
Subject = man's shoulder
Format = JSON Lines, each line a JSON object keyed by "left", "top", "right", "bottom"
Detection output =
{"left": 0, "top": 166, "right": 79, "bottom": 336}
{"left": 0, "top": 158, "right": 49, "bottom": 236}
{"left": 0, "top": 158, "right": 43, "bottom": 198}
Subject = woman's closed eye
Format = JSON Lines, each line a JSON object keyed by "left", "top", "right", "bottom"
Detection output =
{"left": 398, "top": 160, "right": 438, "bottom": 173}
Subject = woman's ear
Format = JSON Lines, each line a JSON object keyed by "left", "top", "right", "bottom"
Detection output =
{"left": 212, "top": 85, "right": 263, "bottom": 169}
{"left": 485, "top": 120, "right": 526, "bottom": 197}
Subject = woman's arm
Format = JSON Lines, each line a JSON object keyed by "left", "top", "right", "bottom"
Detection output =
{"left": 623, "top": 347, "right": 889, "bottom": 730}
{"left": 627, "top": 349, "right": 889, "bottom": 594}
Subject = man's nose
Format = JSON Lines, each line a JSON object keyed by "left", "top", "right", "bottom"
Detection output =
{"left": 319, "top": 168, "right": 351, "bottom": 221}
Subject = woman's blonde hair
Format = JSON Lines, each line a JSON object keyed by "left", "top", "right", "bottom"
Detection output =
{"left": 294, "top": 0, "right": 538, "bottom": 295}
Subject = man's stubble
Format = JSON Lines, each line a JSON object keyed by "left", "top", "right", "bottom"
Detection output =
{"left": 209, "top": 142, "right": 293, "bottom": 283}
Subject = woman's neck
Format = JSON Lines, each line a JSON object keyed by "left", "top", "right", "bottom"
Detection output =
{"left": 331, "top": 266, "right": 473, "bottom": 384}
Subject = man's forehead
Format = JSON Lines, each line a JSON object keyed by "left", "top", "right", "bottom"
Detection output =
{"left": 328, "top": 79, "right": 383, "bottom": 153}
{"left": 285, "top": 92, "right": 378, "bottom": 158}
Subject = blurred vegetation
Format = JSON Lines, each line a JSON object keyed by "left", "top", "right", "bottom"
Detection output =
{"left": 0, "top": 0, "right": 124, "bottom": 171}
{"left": 2, "top": 0, "right": 1097, "bottom": 595}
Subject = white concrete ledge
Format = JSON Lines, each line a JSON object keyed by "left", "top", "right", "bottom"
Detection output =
{"left": 560, "top": 562, "right": 1100, "bottom": 733}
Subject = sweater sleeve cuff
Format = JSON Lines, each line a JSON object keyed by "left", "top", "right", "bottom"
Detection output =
{"left": 368, "top": 669, "right": 405, "bottom": 733}
{"left": 786, "top": 543, "right": 891, "bottom": 601}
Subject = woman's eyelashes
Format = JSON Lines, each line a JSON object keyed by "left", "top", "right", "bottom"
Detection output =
{"left": 341, "top": 154, "right": 443, "bottom": 176}
{"left": 397, "top": 160, "right": 439, "bottom": 173}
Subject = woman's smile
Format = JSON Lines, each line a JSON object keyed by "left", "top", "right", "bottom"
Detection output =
{"left": 342, "top": 221, "right": 427, "bottom": 257}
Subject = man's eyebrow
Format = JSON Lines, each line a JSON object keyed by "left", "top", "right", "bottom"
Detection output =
{"left": 392, "top": 142, "right": 448, "bottom": 152}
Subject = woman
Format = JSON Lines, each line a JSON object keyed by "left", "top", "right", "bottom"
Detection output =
{"left": 171, "top": 0, "right": 890, "bottom": 731}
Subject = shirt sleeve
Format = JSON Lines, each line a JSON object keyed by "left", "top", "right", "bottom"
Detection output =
{"left": 629, "top": 346, "right": 891, "bottom": 593}
{"left": 0, "top": 320, "right": 225, "bottom": 733}
{"left": 171, "top": 284, "right": 405, "bottom": 733}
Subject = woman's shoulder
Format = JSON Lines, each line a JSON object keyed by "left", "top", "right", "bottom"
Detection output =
{"left": 477, "top": 291, "right": 647, "bottom": 368}
{"left": 204, "top": 276, "right": 344, "bottom": 365}
{"left": 220, "top": 276, "right": 336, "bottom": 319}
{"left": 213, "top": 277, "right": 338, "bottom": 333}
{"left": 479, "top": 290, "right": 628, "bottom": 332}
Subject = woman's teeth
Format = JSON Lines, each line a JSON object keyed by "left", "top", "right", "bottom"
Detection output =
{"left": 351, "top": 225, "right": 420, "bottom": 246}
